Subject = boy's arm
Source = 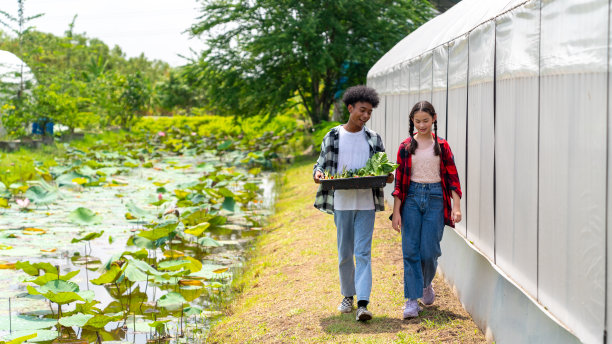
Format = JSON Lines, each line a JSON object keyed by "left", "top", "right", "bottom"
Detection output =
{"left": 313, "top": 133, "right": 329, "bottom": 182}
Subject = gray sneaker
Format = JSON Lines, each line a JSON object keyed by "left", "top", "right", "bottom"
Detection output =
{"left": 422, "top": 284, "right": 435, "bottom": 305}
{"left": 403, "top": 299, "right": 421, "bottom": 319}
{"left": 337, "top": 297, "right": 354, "bottom": 313}
{"left": 356, "top": 306, "right": 372, "bottom": 321}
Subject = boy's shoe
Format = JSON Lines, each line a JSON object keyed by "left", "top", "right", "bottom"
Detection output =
{"left": 403, "top": 299, "right": 421, "bottom": 319}
{"left": 356, "top": 306, "right": 373, "bottom": 321}
{"left": 422, "top": 284, "right": 435, "bottom": 305}
{"left": 337, "top": 296, "right": 354, "bottom": 313}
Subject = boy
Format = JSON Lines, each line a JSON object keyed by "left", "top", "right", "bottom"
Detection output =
{"left": 313, "top": 85, "right": 392, "bottom": 321}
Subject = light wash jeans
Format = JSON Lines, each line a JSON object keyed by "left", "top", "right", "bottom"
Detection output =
{"left": 333, "top": 209, "right": 375, "bottom": 302}
{"left": 401, "top": 182, "right": 445, "bottom": 300}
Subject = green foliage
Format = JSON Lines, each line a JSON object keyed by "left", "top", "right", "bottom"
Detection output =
{"left": 190, "top": 0, "right": 434, "bottom": 124}
{"left": 0, "top": 13, "right": 172, "bottom": 138}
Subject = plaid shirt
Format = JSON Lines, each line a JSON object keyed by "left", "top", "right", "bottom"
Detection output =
{"left": 392, "top": 136, "right": 462, "bottom": 227}
{"left": 313, "top": 125, "right": 386, "bottom": 214}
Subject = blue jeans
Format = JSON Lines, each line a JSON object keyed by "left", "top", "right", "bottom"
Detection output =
{"left": 334, "top": 209, "right": 375, "bottom": 301}
{"left": 401, "top": 182, "right": 445, "bottom": 299}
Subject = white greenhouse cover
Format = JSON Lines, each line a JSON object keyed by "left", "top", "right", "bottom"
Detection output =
{"left": 367, "top": 0, "right": 612, "bottom": 343}
{"left": 0, "top": 49, "right": 35, "bottom": 98}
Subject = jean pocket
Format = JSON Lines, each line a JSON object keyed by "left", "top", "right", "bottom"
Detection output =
{"left": 429, "top": 191, "right": 443, "bottom": 200}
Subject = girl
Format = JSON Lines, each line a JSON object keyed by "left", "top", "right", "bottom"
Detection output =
{"left": 391, "top": 101, "right": 462, "bottom": 319}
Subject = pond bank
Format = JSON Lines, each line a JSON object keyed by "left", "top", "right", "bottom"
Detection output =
{"left": 206, "top": 157, "right": 487, "bottom": 344}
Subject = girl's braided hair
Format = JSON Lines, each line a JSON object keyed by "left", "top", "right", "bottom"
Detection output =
{"left": 408, "top": 101, "right": 441, "bottom": 156}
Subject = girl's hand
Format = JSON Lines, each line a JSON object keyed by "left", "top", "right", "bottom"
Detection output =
{"left": 391, "top": 212, "right": 401, "bottom": 233}
{"left": 452, "top": 208, "right": 462, "bottom": 224}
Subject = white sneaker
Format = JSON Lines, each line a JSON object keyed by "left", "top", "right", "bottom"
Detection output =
{"left": 403, "top": 299, "right": 421, "bottom": 319}
{"left": 337, "top": 296, "right": 354, "bottom": 313}
{"left": 356, "top": 306, "right": 373, "bottom": 321}
{"left": 422, "top": 284, "right": 435, "bottom": 305}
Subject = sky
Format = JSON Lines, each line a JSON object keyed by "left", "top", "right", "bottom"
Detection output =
{"left": 1, "top": 0, "right": 207, "bottom": 66}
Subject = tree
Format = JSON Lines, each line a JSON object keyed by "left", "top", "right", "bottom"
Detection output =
{"left": 190, "top": 0, "right": 434, "bottom": 124}
{"left": 0, "top": 0, "right": 43, "bottom": 98}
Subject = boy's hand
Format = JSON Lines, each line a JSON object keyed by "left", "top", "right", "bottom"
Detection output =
{"left": 314, "top": 170, "right": 323, "bottom": 184}
{"left": 391, "top": 212, "right": 401, "bottom": 233}
{"left": 386, "top": 173, "right": 394, "bottom": 183}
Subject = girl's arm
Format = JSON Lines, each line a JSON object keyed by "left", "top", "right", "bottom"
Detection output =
{"left": 451, "top": 190, "right": 462, "bottom": 224}
{"left": 392, "top": 196, "right": 402, "bottom": 232}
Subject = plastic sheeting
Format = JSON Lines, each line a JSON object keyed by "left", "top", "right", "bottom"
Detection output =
{"left": 445, "top": 36, "right": 468, "bottom": 237}
{"left": 538, "top": 1, "right": 607, "bottom": 343}
{"left": 366, "top": 0, "right": 612, "bottom": 342}
{"left": 368, "top": 0, "right": 530, "bottom": 78}
{"left": 466, "top": 22, "right": 495, "bottom": 261}
{"left": 432, "top": 45, "right": 449, "bottom": 139}
{"left": 419, "top": 51, "right": 433, "bottom": 102}
{"left": 494, "top": 1, "right": 540, "bottom": 300}
{"left": 0, "top": 50, "right": 35, "bottom": 98}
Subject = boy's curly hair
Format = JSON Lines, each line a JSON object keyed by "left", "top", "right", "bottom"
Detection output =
{"left": 342, "top": 85, "right": 380, "bottom": 108}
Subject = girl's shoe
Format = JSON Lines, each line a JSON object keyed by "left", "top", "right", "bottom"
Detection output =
{"left": 403, "top": 299, "right": 421, "bottom": 319}
{"left": 422, "top": 284, "right": 435, "bottom": 305}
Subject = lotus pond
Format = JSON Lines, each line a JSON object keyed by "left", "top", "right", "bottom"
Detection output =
{"left": 0, "top": 128, "right": 291, "bottom": 343}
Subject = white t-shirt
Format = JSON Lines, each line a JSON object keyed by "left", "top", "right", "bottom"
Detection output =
{"left": 334, "top": 126, "right": 375, "bottom": 210}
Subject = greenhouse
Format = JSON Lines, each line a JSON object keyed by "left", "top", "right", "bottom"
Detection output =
{"left": 0, "top": 50, "right": 36, "bottom": 136}
{"left": 368, "top": 0, "right": 610, "bottom": 343}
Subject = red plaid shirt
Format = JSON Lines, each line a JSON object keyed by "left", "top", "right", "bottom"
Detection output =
{"left": 392, "top": 136, "right": 462, "bottom": 228}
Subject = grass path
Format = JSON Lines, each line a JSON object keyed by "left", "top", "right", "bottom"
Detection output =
{"left": 206, "top": 158, "right": 487, "bottom": 343}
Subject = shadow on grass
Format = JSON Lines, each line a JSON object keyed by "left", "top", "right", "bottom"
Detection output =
{"left": 320, "top": 307, "right": 469, "bottom": 334}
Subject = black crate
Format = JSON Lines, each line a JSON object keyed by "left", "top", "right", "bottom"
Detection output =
{"left": 320, "top": 175, "right": 389, "bottom": 191}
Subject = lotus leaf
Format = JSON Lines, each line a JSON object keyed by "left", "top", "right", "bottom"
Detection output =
{"left": 15, "top": 261, "right": 57, "bottom": 276}
{"left": 56, "top": 172, "right": 90, "bottom": 187}
{"left": 184, "top": 222, "right": 210, "bottom": 237}
{"left": 39, "top": 279, "right": 79, "bottom": 294}
{"left": 5, "top": 333, "right": 37, "bottom": 344}
{"left": 217, "top": 140, "right": 232, "bottom": 150}
{"left": 163, "top": 250, "right": 184, "bottom": 258}
{"left": 178, "top": 285, "right": 204, "bottom": 302}
{"left": 148, "top": 319, "right": 170, "bottom": 334}
{"left": 129, "top": 236, "right": 156, "bottom": 249}
{"left": 43, "top": 291, "right": 84, "bottom": 305}
{"left": 183, "top": 305, "right": 203, "bottom": 316}
{"left": 71, "top": 230, "right": 104, "bottom": 243}
{"left": 174, "top": 189, "right": 189, "bottom": 200}
{"left": 222, "top": 197, "right": 236, "bottom": 212}
{"left": 68, "top": 207, "right": 102, "bottom": 226}
{"left": 197, "top": 237, "right": 221, "bottom": 247}
{"left": 124, "top": 258, "right": 166, "bottom": 277}
{"left": 24, "top": 186, "right": 59, "bottom": 205}
{"left": 75, "top": 300, "right": 102, "bottom": 314}
{"left": 58, "top": 313, "right": 94, "bottom": 327}
{"left": 5, "top": 330, "right": 57, "bottom": 343}
{"left": 83, "top": 313, "right": 123, "bottom": 330}
{"left": 123, "top": 248, "right": 148, "bottom": 260}
{"left": 0, "top": 198, "right": 8, "bottom": 208}
{"left": 27, "top": 270, "right": 80, "bottom": 286}
{"left": 123, "top": 263, "right": 149, "bottom": 282}
{"left": 71, "top": 177, "right": 88, "bottom": 185}
{"left": 78, "top": 290, "right": 96, "bottom": 302}
{"left": 183, "top": 256, "right": 202, "bottom": 273}
{"left": 138, "top": 220, "right": 178, "bottom": 240}
{"left": 0, "top": 315, "right": 56, "bottom": 331}
{"left": 125, "top": 200, "right": 151, "bottom": 218}
{"left": 91, "top": 265, "right": 123, "bottom": 285}
{"left": 157, "top": 292, "right": 186, "bottom": 310}
{"left": 157, "top": 259, "right": 189, "bottom": 271}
